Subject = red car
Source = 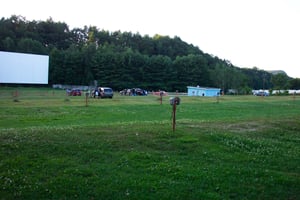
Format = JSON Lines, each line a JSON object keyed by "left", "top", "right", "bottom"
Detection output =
{"left": 69, "top": 89, "right": 82, "bottom": 96}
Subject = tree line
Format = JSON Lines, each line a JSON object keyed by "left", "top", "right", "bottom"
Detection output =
{"left": 1, "top": 15, "right": 299, "bottom": 92}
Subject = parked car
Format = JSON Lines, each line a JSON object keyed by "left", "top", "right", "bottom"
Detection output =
{"left": 254, "top": 91, "right": 269, "bottom": 96}
{"left": 93, "top": 87, "right": 113, "bottom": 98}
{"left": 132, "top": 88, "right": 147, "bottom": 96}
{"left": 68, "top": 88, "right": 81, "bottom": 96}
{"left": 119, "top": 88, "right": 131, "bottom": 96}
{"left": 119, "top": 88, "right": 147, "bottom": 96}
{"left": 152, "top": 91, "right": 168, "bottom": 96}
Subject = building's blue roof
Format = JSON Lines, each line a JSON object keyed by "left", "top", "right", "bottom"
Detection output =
{"left": 187, "top": 86, "right": 220, "bottom": 90}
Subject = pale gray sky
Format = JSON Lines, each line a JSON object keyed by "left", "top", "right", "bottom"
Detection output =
{"left": 2, "top": 0, "right": 300, "bottom": 78}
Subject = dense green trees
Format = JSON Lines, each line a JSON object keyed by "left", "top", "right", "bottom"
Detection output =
{"left": 241, "top": 67, "right": 272, "bottom": 91}
{"left": 289, "top": 78, "right": 300, "bottom": 89}
{"left": 271, "top": 73, "right": 290, "bottom": 89}
{"left": 1, "top": 15, "right": 295, "bottom": 92}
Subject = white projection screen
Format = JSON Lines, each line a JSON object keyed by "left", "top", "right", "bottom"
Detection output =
{"left": 0, "top": 51, "right": 49, "bottom": 84}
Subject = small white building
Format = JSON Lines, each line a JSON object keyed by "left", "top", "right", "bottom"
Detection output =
{"left": 187, "top": 86, "right": 221, "bottom": 97}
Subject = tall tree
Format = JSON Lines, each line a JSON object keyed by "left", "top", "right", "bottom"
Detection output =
{"left": 288, "top": 78, "right": 300, "bottom": 89}
{"left": 49, "top": 48, "right": 65, "bottom": 84}
{"left": 1, "top": 37, "right": 15, "bottom": 51}
{"left": 173, "top": 55, "right": 209, "bottom": 91}
{"left": 81, "top": 43, "right": 96, "bottom": 85}
{"left": 271, "top": 73, "right": 289, "bottom": 89}
{"left": 17, "top": 38, "right": 47, "bottom": 54}
{"left": 37, "top": 18, "right": 71, "bottom": 49}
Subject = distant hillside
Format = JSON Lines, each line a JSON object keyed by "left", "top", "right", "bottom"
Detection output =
{"left": 0, "top": 15, "right": 289, "bottom": 91}
{"left": 267, "top": 70, "right": 287, "bottom": 75}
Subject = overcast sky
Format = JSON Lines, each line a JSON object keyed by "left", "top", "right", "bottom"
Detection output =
{"left": 2, "top": 0, "right": 300, "bottom": 78}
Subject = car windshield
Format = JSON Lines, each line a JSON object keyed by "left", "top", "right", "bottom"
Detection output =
{"left": 104, "top": 89, "right": 112, "bottom": 92}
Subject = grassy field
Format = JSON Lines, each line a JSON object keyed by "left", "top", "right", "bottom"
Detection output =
{"left": 0, "top": 87, "right": 299, "bottom": 199}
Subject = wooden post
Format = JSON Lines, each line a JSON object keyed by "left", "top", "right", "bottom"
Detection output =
{"left": 13, "top": 90, "right": 19, "bottom": 102}
{"left": 15, "top": 90, "right": 19, "bottom": 98}
{"left": 85, "top": 92, "right": 89, "bottom": 107}
{"left": 170, "top": 97, "right": 180, "bottom": 132}
{"left": 172, "top": 103, "right": 176, "bottom": 132}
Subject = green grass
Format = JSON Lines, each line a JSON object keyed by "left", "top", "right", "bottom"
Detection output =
{"left": 0, "top": 87, "right": 299, "bottom": 199}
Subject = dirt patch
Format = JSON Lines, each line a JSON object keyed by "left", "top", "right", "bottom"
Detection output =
{"left": 180, "top": 120, "right": 272, "bottom": 134}
{"left": 224, "top": 121, "right": 270, "bottom": 133}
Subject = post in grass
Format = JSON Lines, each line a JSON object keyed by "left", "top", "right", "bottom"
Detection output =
{"left": 170, "top": 97, "right": 181, "bottom": 132}
{"left": 85, "top": 91, "right": 89, "bottom": 107}
{"left": 160, "top": 91, "right": 163, "bottom": 105}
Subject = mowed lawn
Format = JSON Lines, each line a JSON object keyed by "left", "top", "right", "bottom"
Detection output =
{"left": 0, "top": 88, "right": 299, "bottom": 199}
